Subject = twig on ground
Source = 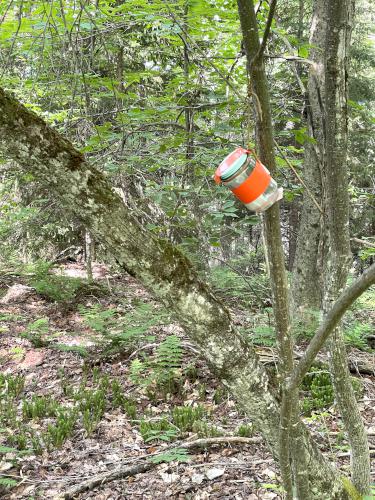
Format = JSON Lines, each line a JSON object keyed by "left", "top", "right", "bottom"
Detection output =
{"left": 56, "top": 436, "right": 262, "bottom": 499}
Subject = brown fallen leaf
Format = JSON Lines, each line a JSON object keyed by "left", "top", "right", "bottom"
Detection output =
{"left": 18, "top": 349, "right": 45, "bottom": 369}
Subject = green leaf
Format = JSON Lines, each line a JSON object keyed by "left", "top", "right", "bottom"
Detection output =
{"left": 0, "top": 445, "right": 17, "bottom": 454}
{"left": 298, "top": 44, "right": 309, "bottom": 59}
{"left": 149, "top": 448, "right": 190, "bottom": 464}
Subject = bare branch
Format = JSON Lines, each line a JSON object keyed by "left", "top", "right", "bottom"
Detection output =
{"left": 289, "top": 262, "right": 375, "bottom": 392}
{"left": 253, "top": 0, "right": 277, "bottom": 63}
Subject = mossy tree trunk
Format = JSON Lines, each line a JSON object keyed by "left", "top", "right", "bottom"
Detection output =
{"left": 0, "top": 87, "right": 350, "bottom": 498}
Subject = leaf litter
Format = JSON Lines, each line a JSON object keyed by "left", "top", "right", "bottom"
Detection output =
{"left": 0, "top": 262, "right": 374, "bottom": 499}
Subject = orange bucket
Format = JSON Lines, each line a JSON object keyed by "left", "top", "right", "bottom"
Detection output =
{"left": 214, "top": 148, "right": 282, "bottom": 212}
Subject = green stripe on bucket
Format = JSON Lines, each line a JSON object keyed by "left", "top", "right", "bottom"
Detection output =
{"left": 220, "top": 153, "right": 248, "bottom": 180}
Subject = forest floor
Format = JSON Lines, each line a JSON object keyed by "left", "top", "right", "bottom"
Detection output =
{"left": 0, "top": 263, "right": 374, "bottom": 499}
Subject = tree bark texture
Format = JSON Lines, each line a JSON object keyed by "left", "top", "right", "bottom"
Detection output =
{"left": 291, "top": 0, "right": 325, "bottom": 312}
{"left": 236, "top": 0, "right": 292, "bottom": 377}
{"left": 0, "top": 87, "right": 350, "bottom": 498}
{"left": 322, "top": 0, "right": 371, "bottom": 494}
{"left": 236, "top": 1, "right": 304, "bottom": 497}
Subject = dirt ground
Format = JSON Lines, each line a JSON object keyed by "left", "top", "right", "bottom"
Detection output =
{"left": 0, "top": 263, "right": 374, "bottom": 499}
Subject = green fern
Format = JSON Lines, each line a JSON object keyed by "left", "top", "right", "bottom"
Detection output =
{"left": 21, "top": 317, "right": 49, "bottom": 348}
{"left": 129, "top": 336, "right": 184, "bottom": 396}
{"left": 155, "top": 335, "right": 183, "bottom": 371}
{"left": 0, "top": 477, "right": 18, "bottom": 488}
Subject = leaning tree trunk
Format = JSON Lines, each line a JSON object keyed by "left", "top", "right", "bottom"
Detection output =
{"left": 0, "top": 88, "right": 351, "bottom": 498}
{"left": 322, "top": 0, "right": 371, "bottom": 494}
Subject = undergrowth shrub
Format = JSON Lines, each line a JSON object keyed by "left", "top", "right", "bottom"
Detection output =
{"left": 110, "top": 379, "right": 137, "bottom": 419}
{"left": 27, "top": 260, "right": 104, "bottom": 303}
{"left": 22, "top": 395, "right": 60, "bottom": 420}
{"left": 192, "top": 420, "right": 223, "bottom": 438}
{"left": 0, "top": 374, "right": 24, "bottom": 399}
{"left": 0, "top": 368, "right": 139, "bottom": 453}
{"left": 236, "top": 424, "right": 253, "bottom": 437}
{"left": 44, "top": 410, "right": 78, "bottom": 449}
{"left": 248, "top": 324, "right": 275, "bottom": 346}
{"left": 31, "top": 274, "right": 85, "bottom": 302}
{"left": 344, "top": 320, "right": 373, "bottom": 350}
{"left": 209, "top": 257, "right": 270, "bottom": 309}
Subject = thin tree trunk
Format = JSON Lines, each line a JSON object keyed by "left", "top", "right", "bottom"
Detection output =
{"left": 85, "top": 229, "right": 93, "bottom": 282}
{"left": 236, "top": 1, "right": 306, "bottom": 497}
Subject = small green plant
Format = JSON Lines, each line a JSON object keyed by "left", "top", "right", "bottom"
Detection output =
{"left": 26, "top": 259, "right": 53, "bottom": 278}
{"left": 44, "top": 410, "right": 77, "bottom": 449}
{"left": 108, "top": 379, "right": 137, "bottom": 418}
{"left": 79, "top": 304, "right": 116, "bottom": 333}
{"left": 111, "top": 379, "right": 124, "bottom": 407}
{"left": 153, "top": 335, "right": 183, "bottom": 392}
{"left": 249, "top": 325, "right": 275, "bottom": 347}
{"left": 184, "top": 363, "right": 199, "bottom": 382}
{"left": 213, "top": 386, "right": 227, "bottom": 404}
{"left": 192, "top": 420, "right": 223, "bottom": 438}
{"left": 344, "top": 321, "right": 372, "bottom": 350}
{"left": 99, "top": 374, "right": 110, "bottom": 392}
{"left": 92, "top": 366, "right": 101, "bottom": 385}
{"left": 22, "top": 395, "right": 60, "bottom": 420}
{"left": 31, "top": 274, "right": 86, "bottom": 302}
{"left": 0, "top": 313, "right": 22, "bottom": 322}
{"left": 172, "top": 405, "right": 205, "bottom": 432}
{"left": 21, "top": 317, "right": 49, "bottom": 347}
{"left": 54, "top": 344, "right": 88, "bottom": 357}
{"left": 150, "top": 448, "right": 190, "bottom": 464}
{"left": 302, "top": 367, "right": 363, "bottom": 414}
{"left": 0, "top": 373, "right": 25, "bottom": 399}
{"left": 209, "top": 262, "right": 270, "bottom": 309}
{"left": 236, "top": 424, "right": 253, "bottom": 437}
{"left": 139, "top": 418, "right": 178, "bottom": 443}
{"left": 197, "top": 382, "right": 207, "bottom": 401}
{"left": 7, "top": 428, "right": 28, "bottom": 450}
{"left": 31, "top": 436, "right": 43, "bottom": 455}
{"left": 59, "top": 375, "right": 75, "bottom": 398}
{"left": 0, "top": 445, "right": 24, "bottom": 489}
{"left": 0, "top": 477, "right": 18, "bottom": 489}
{"left": 130, "top": 335, "right": 184, "bottom": 397}
{"left": 78, "top": 389, "right": 106, "bottom": 436}
{"left": 302, "top": 370, "right": 334, "bottom": 414}
{"left": 0, "top": 398, "right": 17, "bottom": 424}
{"left": 291, "top": 308, "right": 320, "bottom": 341}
